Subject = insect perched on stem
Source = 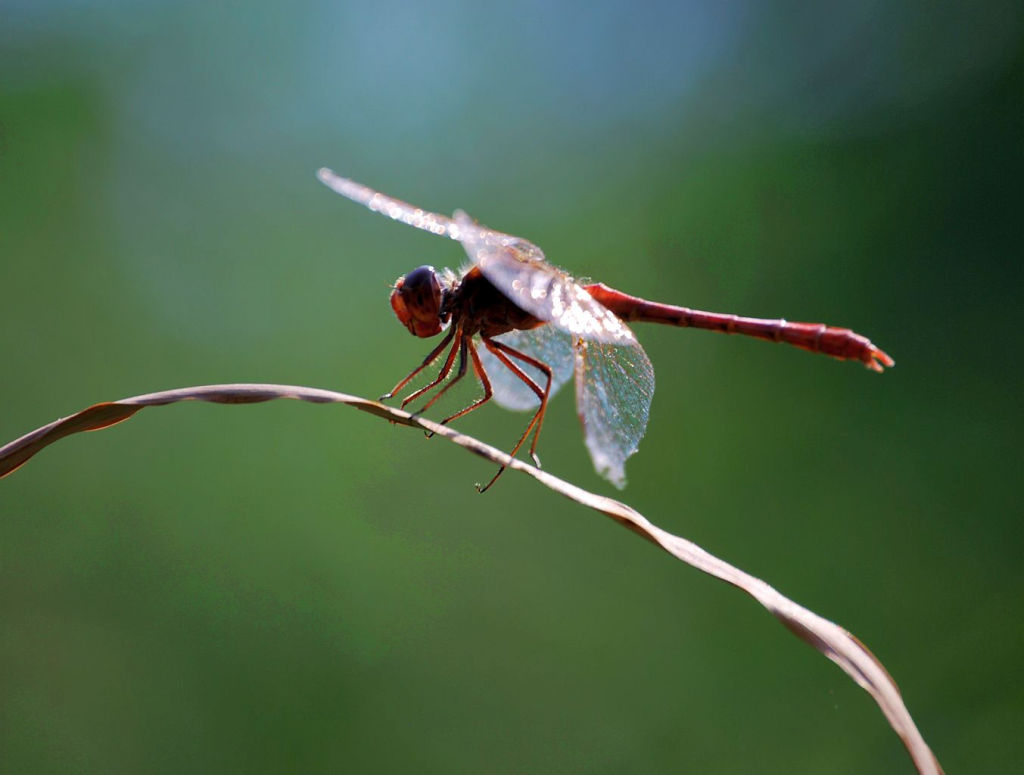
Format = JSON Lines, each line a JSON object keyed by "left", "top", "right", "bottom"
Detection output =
{"left": 318, "top": 168, "right": 893, "bottom": 491}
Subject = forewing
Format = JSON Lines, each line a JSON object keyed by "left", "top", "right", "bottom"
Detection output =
{"left": 317, "top": 168, "right": 461, "bottom": 240}
{"left": 574, "top": 339, "right": 655, "bottom": 489}
{"left": 476, "top": 325, "right": 575, "bottom": 411}
{"left": 453, "top": 211, "right": 638, "bottom": 346}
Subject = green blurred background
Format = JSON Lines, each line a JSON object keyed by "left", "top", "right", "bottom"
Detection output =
{"left": 1, "top": 2, "right": 1020, "bottom": 772}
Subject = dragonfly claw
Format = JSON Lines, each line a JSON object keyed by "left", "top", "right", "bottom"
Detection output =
{"left": 530, "top": 452, "right": 542, "bottom": 468}
{"left": 410, "top": 409, "right": 435, "bottom": 436}
{"left": 475, "top": 466, "right": 506, "bottom": 493}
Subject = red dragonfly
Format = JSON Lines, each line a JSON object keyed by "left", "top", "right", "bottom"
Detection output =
{"left": 318, "top": 168, "right": 893, "bottom": 491}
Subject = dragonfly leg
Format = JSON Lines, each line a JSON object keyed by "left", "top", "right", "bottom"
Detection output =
{"left": 416, "top": 337, "right": 469, "bottom": 421}
{"left": 486, "top": 338, "right": 553, "bottom": 468}
{"left": 381, "top": 328, "right": 455, "bottom": 401}
{"left": 476, "top": 337, "right": 549, "bottom": 493}
{"left": 434, "top": 337, "right": 494, "bottom": 427}
{"left": 411, "top": 337, "right": 471, "bottom": 436}
{"left": 399, "top": 324, "right": 463, "bottom": 410}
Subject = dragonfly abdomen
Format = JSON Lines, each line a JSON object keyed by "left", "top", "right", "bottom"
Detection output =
{"left": 584, "top": 283, "right": 893, "bottom": 372}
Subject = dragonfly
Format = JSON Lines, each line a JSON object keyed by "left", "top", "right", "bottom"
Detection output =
{"left": 317, "top": 168, "right": 893, "bottom": 491}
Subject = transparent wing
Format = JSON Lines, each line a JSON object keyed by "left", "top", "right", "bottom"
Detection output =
{"left": 453, "top": 210, "right": 638, "bottom": 346}
{"left": 318, "top": 172, "right": 638, "bottom": 347}
{"left": 476, "top": 325, "right": 575, "bottom": 411}
{"left": 317, "top": 168, "right": 461, "bottom": 240}
{"left": 574, "top": 339, "right": 655, "bottom": 489}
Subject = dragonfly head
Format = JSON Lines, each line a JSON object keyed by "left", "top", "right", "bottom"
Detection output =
{"left": 390, "top": 265, "right": 446, "bottom": 337}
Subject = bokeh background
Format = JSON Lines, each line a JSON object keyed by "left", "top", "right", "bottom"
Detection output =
{"left": 2, "top": 2, "right": 1020, "bottom": 772}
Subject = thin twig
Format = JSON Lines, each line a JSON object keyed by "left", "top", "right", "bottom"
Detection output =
{"left": 0, "top": 383, "right": 942, "bottom": 774}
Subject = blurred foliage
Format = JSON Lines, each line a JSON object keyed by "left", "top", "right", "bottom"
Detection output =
{"left": 1, "top": 2, "right": 1021, "bottom": 773}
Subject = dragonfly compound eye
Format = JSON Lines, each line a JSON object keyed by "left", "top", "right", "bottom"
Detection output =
{"left": 390, "top": 265, "right": 443, "bottom": 337}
